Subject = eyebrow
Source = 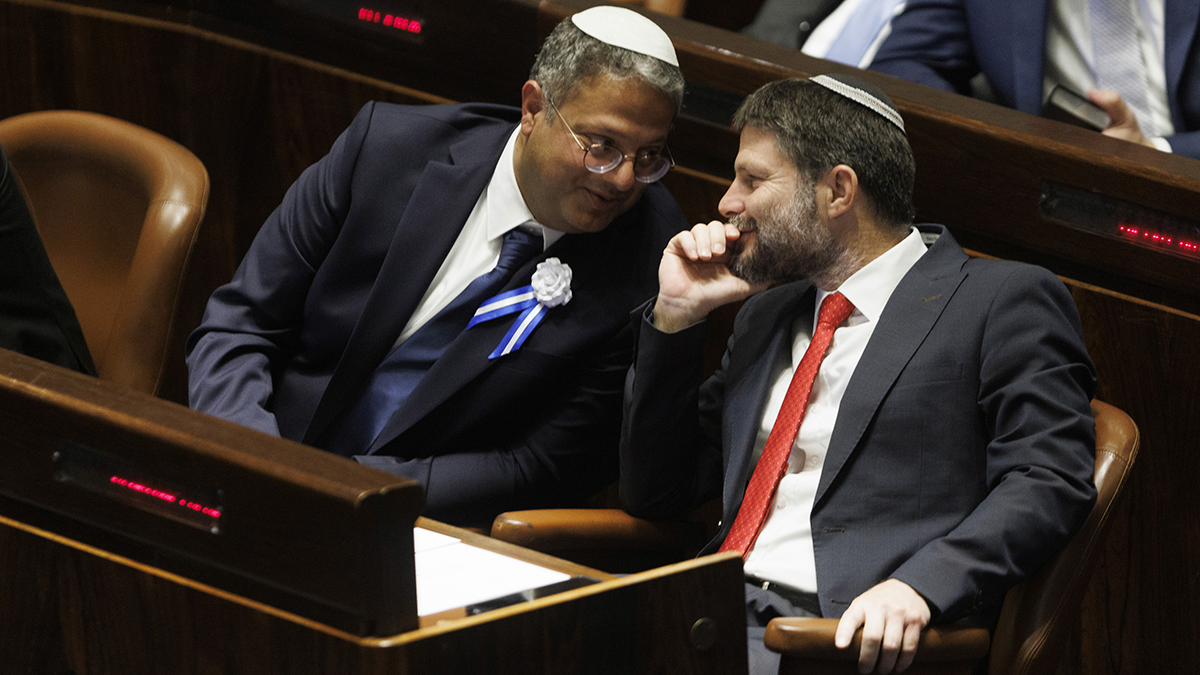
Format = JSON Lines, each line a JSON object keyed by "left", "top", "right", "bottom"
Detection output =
{"left": 735, "top": 161, "right": 769, "bottom": 177}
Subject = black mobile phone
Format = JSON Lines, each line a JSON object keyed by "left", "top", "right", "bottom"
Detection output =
{"left": 1042, "top": 85, "right": 1111, "bottom": 131}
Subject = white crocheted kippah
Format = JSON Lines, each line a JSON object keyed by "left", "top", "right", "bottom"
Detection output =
{"left": 810, "top": 74, "right": 905, "bottom": 133}
{"left": 571, "top": 6, "right": 679, "bottom": 67}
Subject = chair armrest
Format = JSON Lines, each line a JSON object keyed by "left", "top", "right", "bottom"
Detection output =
{"left": 764, "top": 617, "right": 990, "bottom": 662}
{"left": 491, "top": 508, "right": 706, "bottom": 551}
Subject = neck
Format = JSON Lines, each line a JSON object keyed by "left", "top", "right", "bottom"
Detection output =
{"left": 812, "top": 212, "right": 909, "bottom": 292}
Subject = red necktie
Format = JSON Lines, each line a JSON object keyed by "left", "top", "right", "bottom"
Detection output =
{"left": 719, "top": 292, "right": 856, "bottom": 557}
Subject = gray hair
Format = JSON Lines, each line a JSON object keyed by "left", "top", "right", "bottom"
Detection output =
{"left": 530, "top": 18, "right": 684, "bottom": 118}
{"left": 733, "top": 78, "right": 916, "bottom": 230}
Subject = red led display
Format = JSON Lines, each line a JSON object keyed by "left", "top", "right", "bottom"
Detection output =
{"left": 357, "top": 7, "right": 422, "bottom": 34}
{"left": 1116, "top": 224, "right": 1200, "bottom": 257}
{"left": 110, "top": 474, "right": 221, "bottom": 519}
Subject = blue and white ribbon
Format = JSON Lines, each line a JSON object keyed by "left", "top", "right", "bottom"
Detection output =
{"left": 469, "top": 257, "right": 572, "bottom": 359}
{"left": 467, "top": 285, "right": 549, "bottom": 359}
{"left": 466, "top": 286, "right": 538, "bottom": 329}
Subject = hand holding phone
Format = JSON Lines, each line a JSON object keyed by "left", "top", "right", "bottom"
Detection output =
{"left": 1042, "top": 85, "right": 1111, "bottom": 131}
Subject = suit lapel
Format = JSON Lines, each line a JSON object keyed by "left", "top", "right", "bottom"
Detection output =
{"left": 721, "top": 284, "right": 815, "bottom": 516}
{"left": 304, "top": 127, "right": 512, "bottom": 445}
{"left": 813, "top": 227, "right": 969, "bottom": 508}
{"left": 366, "top": 246, "right": 547, "bottom": 451}
{"left": 365, "top": 224, "right": 634, "bottom": 451}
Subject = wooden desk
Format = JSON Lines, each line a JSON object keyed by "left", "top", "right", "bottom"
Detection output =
{"left": 0, "top": 348, "right": 747, "bottom": 673}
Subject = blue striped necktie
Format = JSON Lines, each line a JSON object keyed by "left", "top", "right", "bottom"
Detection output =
{"left": 323, "top": 225, "right": 542, "bottom": 455}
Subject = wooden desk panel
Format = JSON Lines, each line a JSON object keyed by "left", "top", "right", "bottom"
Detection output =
{"left": 0, "top": 512, "right": 747, "bottom": 674}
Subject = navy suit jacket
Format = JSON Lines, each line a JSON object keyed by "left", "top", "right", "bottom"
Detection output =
{"left": 187, "top": 102, "right": 686, "bottom": 525}
{"left": 0, "top": 144, "right": 95, "bottom": 376}
{"left": 621, "top": 225, "right": 1097, "bottom": 622}
{"left": 870, "top": 0, "right": 1200, "bottom": 158}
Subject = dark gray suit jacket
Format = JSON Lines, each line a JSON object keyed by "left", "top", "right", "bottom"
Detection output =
{"left": 621, "top": 225, "right": 1097, "bottom": 623}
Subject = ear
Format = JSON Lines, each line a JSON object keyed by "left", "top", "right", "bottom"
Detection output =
{"left": 520, "top": 80, "right": 545, "bottom": 137}
{"left": 823, "top": 164, "right": 858, "bottom": 219}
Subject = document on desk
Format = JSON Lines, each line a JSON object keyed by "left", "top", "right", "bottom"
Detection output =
{"left": 414, "top": 526, "right": 571, "bottom": 616}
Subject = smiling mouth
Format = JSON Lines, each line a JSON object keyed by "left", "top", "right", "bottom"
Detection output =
{"left": 586, "top": 188, "right": 622, "bottom": 208}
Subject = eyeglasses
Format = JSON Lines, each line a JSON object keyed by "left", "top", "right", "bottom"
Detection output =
{"left": 546, "top": 95, "right": 674, "bottom": 184}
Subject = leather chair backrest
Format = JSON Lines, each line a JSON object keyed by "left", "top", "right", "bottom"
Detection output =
{"left": 0, "top": 111, "right": 208, "bottom": 395}
{"left": 986, "top": 399, "right": 1140, "bottom": 675}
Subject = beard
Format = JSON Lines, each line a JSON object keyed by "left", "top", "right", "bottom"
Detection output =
{"left": 726, "top": 185, "right": 849, "bottom": 285}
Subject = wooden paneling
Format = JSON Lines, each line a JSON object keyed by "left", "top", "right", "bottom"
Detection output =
{"left": 0, "top": 512, "right": 748, "bottom": 674}
{"left": 1062, "top": 284, "right": 1200, "bottom": 675}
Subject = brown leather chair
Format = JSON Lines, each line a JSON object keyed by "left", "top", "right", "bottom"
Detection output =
{"left": 493, "top": 399, "right": 1139, "bottom": 674}
{"left": 0, "top": 111, "right": 208, "bottom": 395}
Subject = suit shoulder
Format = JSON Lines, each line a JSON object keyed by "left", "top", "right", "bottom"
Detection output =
{"left": 605, "top": 182, "right": 687, "bottom": 252}
{"left": 961, "top": 256, "right": 1066, "bottom": 293}
{"left": 643, "top": 183, "right": 688, "bottom": 236}
{"left": 734, "top": 282, "right": 809, "bottom": 334}
{"left": 356, "top": 101, "right": 521, "bottom": 143}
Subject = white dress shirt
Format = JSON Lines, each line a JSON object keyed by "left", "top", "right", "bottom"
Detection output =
{"left": 394, "top": 128, "right": 563, "bottom": 346}
{"left": 1044, "top": 0, "right": 1173, "bottom": 150}
{"left": 742, "top": 227, "right": 929, "bottom": 592}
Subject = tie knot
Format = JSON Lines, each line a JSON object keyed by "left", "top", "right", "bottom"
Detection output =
{"left": 817, "top": 292, "right": 855, "bottom": 328}
{"left": 496, "top": 225, "right": 542, "bottom": 274}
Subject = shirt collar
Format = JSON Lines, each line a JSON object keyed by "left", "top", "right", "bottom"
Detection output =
{"left": 485, "top": 127, "right": 564, "bottom": 251}
{"left": 816, "top": 227, "right": 927, "bottom": 324}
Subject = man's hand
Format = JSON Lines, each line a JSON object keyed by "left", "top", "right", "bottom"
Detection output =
{"left": 835, "top": 579, "right": 931, "bottom": 674}
{"left": 1088, "top": 89, "right": 1157, "bottom": 149}
{"left": 653, "top": 221, "right": 766, "bottom": 333}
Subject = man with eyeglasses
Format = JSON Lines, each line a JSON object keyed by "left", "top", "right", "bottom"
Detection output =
{"left": 186, "top": 7, "right": 687, "bottom": 526}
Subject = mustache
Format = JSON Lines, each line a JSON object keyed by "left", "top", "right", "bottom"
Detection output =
{"left": 729, "top": 213, "right": 758, "bottom": 233}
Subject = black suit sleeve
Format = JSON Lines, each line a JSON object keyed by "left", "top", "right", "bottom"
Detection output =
{"left": 0, "top": 145, "right": 96, "bottom": 375}
{"left": 620, "top": 301, "right": 728, "bottom": 520}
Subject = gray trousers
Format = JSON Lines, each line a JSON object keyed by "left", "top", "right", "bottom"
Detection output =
{"left": 745, "top": 582, "right": 822, "bottom": 675}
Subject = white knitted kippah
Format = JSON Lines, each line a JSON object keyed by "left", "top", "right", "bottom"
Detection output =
{"left": 571, "top": 6, "right": 679, "bottom": 67}
{"left": 810, "top": 74, "right": 906, "bottom": 133}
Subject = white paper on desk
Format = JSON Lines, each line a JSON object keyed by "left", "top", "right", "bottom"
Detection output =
{"left": 413, "top": 527, "right": 460, "bottom": 553}
{"left": 415, "top": 539, "right": 571, "bottom": 616}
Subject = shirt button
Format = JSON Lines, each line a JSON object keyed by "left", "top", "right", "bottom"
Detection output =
{"left": 792, "top": 450, "right": 807, "bottom": 471}
{"left": 776, "top": 498, "right": 787, "bottom": 509}
{"left": 807, "top": 455, "right": 822, "bottom": 469}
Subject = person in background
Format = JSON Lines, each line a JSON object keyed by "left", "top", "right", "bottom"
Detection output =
{"left": 871, "top": 0, "right": 1200, "bottom": 157}
{"left": 743, "top": 0, "right": 908, "bottom": 69}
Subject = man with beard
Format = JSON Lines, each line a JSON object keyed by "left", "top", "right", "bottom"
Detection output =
{"left": 620, "top": 75, "right": 1097, "bottom": 674}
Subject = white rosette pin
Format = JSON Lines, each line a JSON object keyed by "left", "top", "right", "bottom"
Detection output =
{"left": 466, "top": 257, "right": 574, "bottom": 359}
{"left": 531, "top": 257, "right": 573, "bottom": 307}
